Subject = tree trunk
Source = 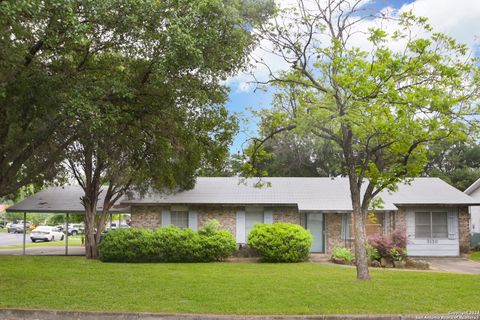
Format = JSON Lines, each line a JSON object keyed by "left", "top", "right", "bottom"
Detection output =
{"left": 84, "top": 206, "right": 99, "bottom": 259}
{"left": 352, "top": 207, "right": 370, "bottom": 280}
{"left": 342, "top": 125, "right": 371, "bottom": 280}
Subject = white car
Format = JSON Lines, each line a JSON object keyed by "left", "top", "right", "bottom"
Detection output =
{"left": 30, "top": 226, "right": 65, "bottom": 242}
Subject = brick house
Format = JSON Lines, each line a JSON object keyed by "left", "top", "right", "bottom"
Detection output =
{"left": 123, "top": 177, "right": 476, "bottom": 257}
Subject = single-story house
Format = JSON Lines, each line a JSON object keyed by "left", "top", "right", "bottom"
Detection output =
{"left": 7, "top": 177, "right": 478, "bottom": 257}
{"left": 464, "top": 178, "right": 480, "bottom": 234}
{"left": 123, "top": 177, "right": 478, "bottom": 257}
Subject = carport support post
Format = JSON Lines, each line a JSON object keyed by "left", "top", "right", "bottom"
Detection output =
{"left": 65, "top": 213, "right": 69, "bottom": 256}
{"left": 22, "top": 212, "right": 26, "bottom": 256}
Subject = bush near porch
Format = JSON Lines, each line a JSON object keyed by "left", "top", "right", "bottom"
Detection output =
{"left": 0, "top": 256, "right": 479, "bottom": 314}
{"left": 247, "top": 223, "right": 312, "bottom": 262}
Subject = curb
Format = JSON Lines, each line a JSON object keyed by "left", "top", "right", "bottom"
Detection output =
{"left": 2, "top": 309, "right": 479, "bottom": 320}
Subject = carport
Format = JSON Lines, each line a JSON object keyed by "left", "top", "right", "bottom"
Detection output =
{"left": 5, "top": 185, "right": 130, "bottom": 255}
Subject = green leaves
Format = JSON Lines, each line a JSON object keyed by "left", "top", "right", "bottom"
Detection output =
{"left": 243, "top": 1, "right": 479, "bottom": 208}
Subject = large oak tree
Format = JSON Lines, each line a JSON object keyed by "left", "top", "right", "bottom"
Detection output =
{"left": 60, "top": 0, "right": 272, "bottom": 259}
{"left": 2, "top": 0, "right": 273, "bottom": 258}
{"left": 242, "top": 0, "right": 479, "bottom": 280}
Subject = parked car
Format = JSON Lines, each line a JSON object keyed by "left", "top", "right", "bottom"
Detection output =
{"left": 64, "top": 223, "right": 84, "bottom": 236}
{"left": 30, "top": 226, "right": 64, "bottom": 242}
{"left": 8, "top": 221, "right": 32, "bottom": 233}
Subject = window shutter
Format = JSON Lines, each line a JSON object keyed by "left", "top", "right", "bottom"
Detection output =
{"left": 236, "top": 210, "right": 246, "bottom": 243}
{"left": 188, "top": 210, "right": 198, "bottom": 231}
{"left": 447, "top": 210, "right": 458, "bottom": 240}
{"left": 161, "top": 209, "right": 171, "bottom": 227}
{"left": 264, "top": 209, "right": 273, "bottom": 224}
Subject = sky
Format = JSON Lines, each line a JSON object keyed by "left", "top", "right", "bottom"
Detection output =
{"left": 225, "top": 0, "right": 480, "bottom": 153}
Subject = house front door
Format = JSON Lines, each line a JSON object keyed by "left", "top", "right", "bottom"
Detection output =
{"left": 307, "top": 213, "right": 324, "bottom": 252}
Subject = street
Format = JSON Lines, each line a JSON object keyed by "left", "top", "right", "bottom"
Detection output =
{"left": 0, "top": 231, "right": 33, "bottom": 246}
{"left": 0, "top": 231, "right": 85, "bottom": 255}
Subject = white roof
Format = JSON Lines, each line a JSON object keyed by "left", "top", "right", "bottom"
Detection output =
{"left": 7, "top": 185, "right": 129, "bottom": 213}
{"left": 122, "top": 177, "right": 480, "bottom": 211}
{"left": 464, "top": 177, "right": 480, "bottom": 195}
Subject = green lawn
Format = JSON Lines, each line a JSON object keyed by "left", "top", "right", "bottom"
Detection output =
{"left": 470, "top": 251, "right": 480, "bottom": 262}
{"left": 0, "top": 257, "right": 479, "bottom": 315}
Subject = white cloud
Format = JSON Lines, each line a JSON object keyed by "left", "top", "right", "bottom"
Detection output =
{"left": 228, "top": 0, "right": 480, "bottom": 93}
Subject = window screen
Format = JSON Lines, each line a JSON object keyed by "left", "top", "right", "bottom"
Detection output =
{"left": 415, "top": 211, "right": 448, "bottom": 239}
{"left": 432, "top": 212, "right": 448, "bottom": 238}
{"left": 245, "top": 207, "right": 264, "bottom": 236}
{"left": 171, "top": 211, "right": 189, "bottom": 229}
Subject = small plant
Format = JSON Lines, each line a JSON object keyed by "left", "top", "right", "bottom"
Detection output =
{"left": 331, "top": 247, "right": 354, "bottom": 264}
{"left": 368, "top": 229, "right": 407, "bottom": 262}
{"left": 389, "top": 247, "right": 407, "bottom": 261}
{"left": 367, "top": 245, "right": 381, "bottom": 261}
{"left": 392, "top": 229, "right": 407, "bottom": 248}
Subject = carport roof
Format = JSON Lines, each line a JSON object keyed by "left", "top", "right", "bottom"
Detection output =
{"left": 7, "top": 185, "right": 130, "bottom": 213}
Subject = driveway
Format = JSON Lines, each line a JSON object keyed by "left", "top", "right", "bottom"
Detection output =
{"left": 0, "top": 232, "right": 30, "bottom": 246}
{"left": 0, "top": 246, "right": 85, "bottom": 256}
{"left": 427, "top": 258, "right": 480, "bottom": 274}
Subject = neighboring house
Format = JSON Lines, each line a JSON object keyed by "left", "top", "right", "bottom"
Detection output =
{"left": 464, "top": 178, "right": 480, "bottom": 234}
{"left": 122, "top": 177, "right": 477, "bottom": 257}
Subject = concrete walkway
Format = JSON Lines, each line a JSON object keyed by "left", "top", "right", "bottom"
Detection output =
{"left": 426, "top": 257, "right": 480, "bottom": 274}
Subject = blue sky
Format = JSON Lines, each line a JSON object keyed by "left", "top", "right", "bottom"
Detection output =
{"left": 225, "top": 0, "right": 479, "bottom": 153}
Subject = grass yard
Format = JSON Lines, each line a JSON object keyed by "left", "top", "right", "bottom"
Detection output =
{"left": 0, "top": 257, "right": 479, "bottom": 315}
{"left": 470, "top": 251, "right": 480, "bottom": 262}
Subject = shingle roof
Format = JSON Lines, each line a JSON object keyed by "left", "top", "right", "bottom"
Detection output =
{"left": 122, "top": 177, "right": 480, "bottom": 211}
{"left": 7, "top": 185, "right": 129, "bottom": 213}
{"left": 464, "top": 177, "right": 480, "bottom": 195}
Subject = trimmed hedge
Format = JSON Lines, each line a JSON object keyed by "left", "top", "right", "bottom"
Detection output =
{"left": 247, "top": 223, "right": 312, "bottom": 262}
{"left": 99, "top": 220, "right": 237, "bottom": 262}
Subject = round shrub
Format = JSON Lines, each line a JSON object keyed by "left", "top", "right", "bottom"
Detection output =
{"left": 247, "top": 223, "right": 312, "bottom": 262}
{"left": 99, "top": 228, "right": 154, "bottom": 262}
{"left": 99, "top": 219, "right": 236, "bottom": 263}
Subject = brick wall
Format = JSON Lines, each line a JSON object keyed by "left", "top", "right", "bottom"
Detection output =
{"left": 130, "top": 205, "right": 164, "bottom": 228}
{"left": 195, "top": 205, "right": 239, "bottom": 237}
{"left": 273, "top": 207, "right": 301, "bottom": 224}
{"left": 325, "top": 213, "right": 352, "bottom": 253}
{"left": 129, "top": 205, "right": 302, "bottom": 237}
{"left": 394, "top": 207, "right": 407, "bottom": 233}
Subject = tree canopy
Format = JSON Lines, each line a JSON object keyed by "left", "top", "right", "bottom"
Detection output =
{"left": 1, "top": 0, "right": 274, "bottom": 258}
{"left": 0, "top": 0, "right": 273, "bottom": 199}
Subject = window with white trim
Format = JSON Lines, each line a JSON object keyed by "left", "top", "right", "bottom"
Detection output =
{"left": 245, "top": 206, "right": 264, "bottom": 236}
{"left": 415, "top": 211, "right": 448, "bottom": 239}
{"left": 171, "top": 210, "right": 189, "bottom": 229}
